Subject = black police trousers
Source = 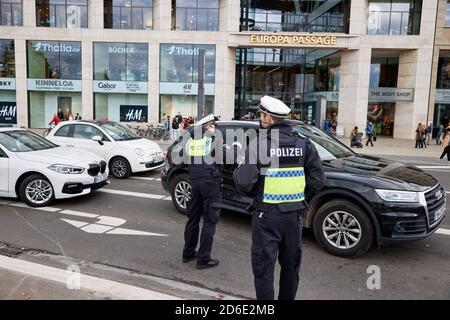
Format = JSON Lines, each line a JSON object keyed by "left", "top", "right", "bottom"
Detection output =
{"left": 251, "top": 210, "right": 303, "bottom": 300}
{"left": 183, "top": 178, "right": 222, "bottom": 264}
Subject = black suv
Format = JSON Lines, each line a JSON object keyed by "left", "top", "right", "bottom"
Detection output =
{"left": 161, "top": 120, "right": 446, "bottom": 257}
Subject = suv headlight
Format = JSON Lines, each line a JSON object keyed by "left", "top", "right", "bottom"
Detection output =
{"left": 375, "top": 189, "right": 419, "bottom": 203}
{"left": 135, "top": 148, "right": 145, "bottom": 156}
{"left": 48, "top": 164, "right": 85, "bottom": 174}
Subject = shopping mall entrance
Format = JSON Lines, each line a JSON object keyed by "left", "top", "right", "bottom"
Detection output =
{"left": 234, "top": 47, "right": 341, "bottom": 127}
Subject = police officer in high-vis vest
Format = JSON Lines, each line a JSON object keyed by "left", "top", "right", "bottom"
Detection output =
{"left": 233, "top": 96, "right": 326, "bottom": 300}
{"left": 182, "top": 114, "right": 223, "bottom": 269}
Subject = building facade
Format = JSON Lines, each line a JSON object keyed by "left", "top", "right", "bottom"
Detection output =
{"left": 0, "top": 0, "right": 445, "bottom": 139}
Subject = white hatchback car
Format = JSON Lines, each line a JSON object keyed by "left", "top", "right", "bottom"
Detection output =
{"left": 0, "top": 128, "right": 109, "bottom": 207}
{"left": 46, "top": 121, "right": 164, "bottom": 179}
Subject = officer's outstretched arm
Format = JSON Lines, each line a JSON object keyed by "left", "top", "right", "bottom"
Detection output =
{"left": 304, "top": 140, "right": 326, "bottom": 192}
{"left": 233, "top": 143, "right": 259, "bottom": 194}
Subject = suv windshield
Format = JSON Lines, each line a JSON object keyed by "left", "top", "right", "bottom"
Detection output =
{"left": 0, "top": 130, "right": 57, "bottom": 152}
{"left": 99, "top": 122, "right": 140, "bottom": 141}
{"left": 291, "top": 124, "right": 354, "bottom": 160}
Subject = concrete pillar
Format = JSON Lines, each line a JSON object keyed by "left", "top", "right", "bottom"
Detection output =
{"left": 23, "top": 0, "right": 36, "bottom": 27}
{"left": 220, "top": 0, "right": 240, "bottom": 32}
{"left": 338, "top": 48, "right": 372, "bottom": 138}
{"left": 14, "top": 39, "right": 27, "bottom": 128}
{"left": 89, "top": 0, "right": 104, "bottom": 29}
{"left": 148, "top": 41, "right": 160, "bottom": 123}
{"left": 395, "top": 48, "right": 434, "bottom": 139}
{"left": 420, "top": 0, "right": 439, "bottom": 37}
{"left": 81, "top": 40, "right": 93, "bottom": 120}
{"left": 214, "top": 45, "right": 235, "bottom": 120}
{"left": 154, "top": 0, "right": 172, "bottom": 31}
{"left": 349, "top": 0, "right": 368, "bottom": 35}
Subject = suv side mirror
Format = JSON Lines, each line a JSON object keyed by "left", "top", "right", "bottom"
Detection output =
{"left": 92, "top": 135, "right": 104, "bottom": 145}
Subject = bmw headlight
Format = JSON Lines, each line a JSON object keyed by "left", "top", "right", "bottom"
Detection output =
{"left": 375, "top": 189, "right": 419, "bottom": 203}
{"left": 135, "top": 148, "right": 145, "bottom": 156}
{"left": 48, "top": 164, "right": 85, "bottom": 174}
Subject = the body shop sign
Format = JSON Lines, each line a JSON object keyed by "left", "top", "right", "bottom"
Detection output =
{"left": 93, "top": 81, "right": 148, "bottom": 94}
{"left": 435, "top": 89, "right": 450, "bottom": 103}
{"left": 368, "top": 88, "right": 414, "bottom": 102}
{"left": 0, "top": 78, "right": 16, "bottom": 90}
{"left": 0, "top": 101, "right": 17, "bottom": 124}
{"left": 27, "top": 79, "right": 82, "bottom": 92}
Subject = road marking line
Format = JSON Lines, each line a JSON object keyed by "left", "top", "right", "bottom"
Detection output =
{"left": 106, "top": 228, "right": 168, "bottom": 236}
{"left": 8, "top": 202, "right": 61, "bottom": 212}
{"left": 61, "top": 219, "right": 89, "bottom": 228}
{"left": 417, "top": 166, "right": 450, "bottom": 169}
{"left": 81, "top": 224, "right": 115, "bottom": 234}
{"left": 0, "top": 255, "right": 180, "bottom": 300}
{"left": 60, "top": 210, "right": 98, "bottom": 219}
{"left": 436, "top": 228, "right": 450, "bottom": 236}
{"left": 130, "top": 177, "right": 155, "bottom": 181}
{"left": 98, "top": 189, "right": 167, "bottom": 200}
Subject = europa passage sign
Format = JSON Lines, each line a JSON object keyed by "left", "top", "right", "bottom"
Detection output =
{"left": 120, "top": 105, "right": 148, "bottom": 122}
{"left": 0, "top": 101, "right": 17, "bottom": 124}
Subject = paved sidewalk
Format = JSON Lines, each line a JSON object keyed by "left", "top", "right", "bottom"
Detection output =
{"left": 337, "top": 136, "right": 444, "bottom": 158}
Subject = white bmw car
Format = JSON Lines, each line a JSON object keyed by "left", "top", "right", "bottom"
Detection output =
{"left": 0, "top": 128, "right": 109, "bottom": 207}
{"left": 46, "top": 121, "right": 164, "bottom": 179}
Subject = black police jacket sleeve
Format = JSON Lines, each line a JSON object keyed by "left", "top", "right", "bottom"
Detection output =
{"left": 233, "top": 142, "right": 259, "bottom": 194}
{"left": 304, "top": 139, "right": 326, "bottom": 193}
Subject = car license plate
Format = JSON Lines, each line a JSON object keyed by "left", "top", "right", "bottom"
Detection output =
{"left": 154, "top": 156, "right": 163, "bottom": 163}
{"left": 434, "top": 205, "right": 445, "bottom": 222}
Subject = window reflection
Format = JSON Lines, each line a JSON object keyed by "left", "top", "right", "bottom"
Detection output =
{"left": 93, "top": 42, "right": 148, "bottom": 82}
{"left": 446, "top": 0, "right": 450, "bottom": 27}
{"left": 367, "top": 0, "right": 422, "bottom": 35}
{"left": 0, "top": 39, "right": 15, "bottom": 77}
{"left": 0, "top": 0, "right": 22, "bottom": 26}
{"left": 104, "top": 0, "right": 153, "bottom": 30}
{"left": 27, "top": 40, "right": 82, "bottom": 80}
{"left": 36, "top": 0, "right": 87, "bottom": 28}
{"left": 172, "top": 0, "right": 219, "bottom": 31}
{"left": 241, "top": 0, "right": 349, "bottom": 33}
{"left": 160, "top": 44, "right": 216, "bottom": 83}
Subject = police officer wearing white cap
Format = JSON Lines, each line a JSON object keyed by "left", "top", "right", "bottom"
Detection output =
{"left": 182, "top": 114, "right": 223, "bottom": 269}
{"left": 233, "top": 96, "right": 325, "bottom": 300}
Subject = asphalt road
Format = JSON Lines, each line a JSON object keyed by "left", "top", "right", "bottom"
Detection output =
{"left": 0, "top": 154, "right": 449, "bottom": 300}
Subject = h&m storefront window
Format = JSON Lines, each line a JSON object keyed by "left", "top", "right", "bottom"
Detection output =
{"left": 160, "top": 44, "right": 215, "bottom": 120}
{"left": 434, "top": 51, "right": 450, "bottom": 130}
{"left": 94, "top": 42, "right": 148, "bottom": 122}
{"left": 240, "top": 0, "right": 350, "bottom": 33}
{"left": 235, "top": 47, "right": 340, "bottom": 124}
{"left": 27, "top": 40, "right": 82, "bottom": 128}
{"left": 104, "top": 0, "right": 153, "bottom": 30}
{"left": 0, "top": 0, "right": 22, "bottom": 26}
{"left": 36, "top": 0, "right": 88, "bottom": 28}
{"left": 0, "top": 39, "right": 16, "bottom": 126}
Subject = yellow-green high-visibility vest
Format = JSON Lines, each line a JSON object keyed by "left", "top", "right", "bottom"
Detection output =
{"left": 187, "top": 137, "right": 212, "bottom": 157}
{"left": 262, "top": 167, "right": 306, "bottom": 204}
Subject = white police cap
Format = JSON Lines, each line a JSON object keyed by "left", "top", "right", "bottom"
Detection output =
{"left": 259, "top": 96, "right": 291, "bottom": 118}
{"left": 196, "top": 114, "right": 216, "bottom": 126}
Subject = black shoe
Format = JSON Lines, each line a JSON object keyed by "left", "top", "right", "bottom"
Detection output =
{"left": 182, "top": 254, "right": 197, "bottom": 263}
{"left": 196, "top": 259, "right": 219, "bottom": 269}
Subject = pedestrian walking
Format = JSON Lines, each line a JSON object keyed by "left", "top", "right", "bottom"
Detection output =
{"left": 233, "top": 96, "right": 326, "bottom": 300}
{"left": 415, "top": 123, "right": 425, "bottom": 148}
{"left": 426, "top": 122, "right": 433, "bottom": 146}
{"left": 439, "top": 126, "right": 450, "bottom": 161}
{"left": 350, "top": 126, "right": 358, "bottom": 148}
{"left": 182, "top": 114, "right": 224, "bottom": 269}
{"left": 436, "top": 124, "right": 444, "bottom": 145}
{"left": 365, "top": 122, "right": 376, "bottom": 147}
{"left": 161, "top": 115, "right": 171, "bottom": 141}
